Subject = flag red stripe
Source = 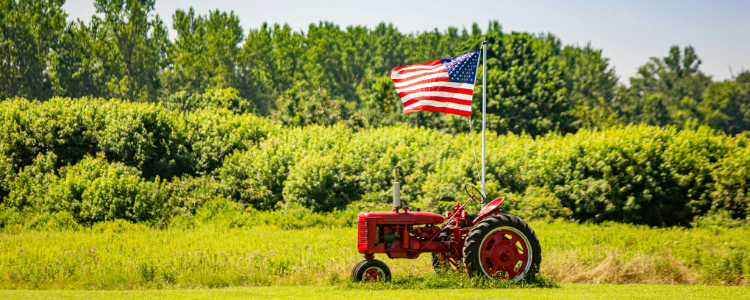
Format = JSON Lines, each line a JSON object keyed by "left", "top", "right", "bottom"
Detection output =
{"left": 391, "top": 69, "right": 447, "bottom": 83}
{"left": 393, "top": 77, "right": 450, "bottom": 89}
{"left": 389, "top": 59, "right": 441, "bottom": 76}
{"left": 404, "top": 105, "right": 472, "bottom": 117}
{"left": 402, "top": 96, "right": 472, "bottom": 108}
{"left": 392, "top": 64, "right": 444, "bottom": 76}
{"left": 398, "top": 86, "right": 474, "bottom": 98}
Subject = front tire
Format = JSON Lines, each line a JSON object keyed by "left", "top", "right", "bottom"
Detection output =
{"left": 351, "top": 259, "right": 391, "bottom": 283}
{"left": 463, "top": 214, "right": 541, "bottom": 281}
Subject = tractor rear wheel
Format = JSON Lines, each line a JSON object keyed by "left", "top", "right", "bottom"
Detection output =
{"left": 463, "top": 214, "right": 541, "bottom": 281}
{"left": 351, "top": 259, "right": 391, "bottom": 283}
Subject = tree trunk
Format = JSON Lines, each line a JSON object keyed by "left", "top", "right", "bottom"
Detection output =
{"left": 8, "top": 49, "right": 13, "bottom": 97}
{"left": 127, "top": 60, "right": 134, "bottom": 102}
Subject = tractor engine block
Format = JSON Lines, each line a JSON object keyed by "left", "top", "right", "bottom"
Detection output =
{"left": 357, "top": 211, "right": 449, "bottom": 259}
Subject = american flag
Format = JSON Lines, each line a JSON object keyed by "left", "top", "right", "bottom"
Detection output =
{"left": 389, "top": 49, "right": 480, "bottom": 117}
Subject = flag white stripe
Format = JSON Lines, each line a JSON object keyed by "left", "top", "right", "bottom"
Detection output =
{"left": 390, "top": 65, "right": 447, "bottom": 80}
{"left": 390, "top": 64, "right": 444, "bottom": 76}
{"left": 400, "top": 91, "right": 473, "bottom": 103}
{"left": 393, "top": 73, "right": 449, "bottom": 87}
{"left": 404, "top": 100, "right": 472, "bottom": 112}
{"left": 395, "top": 82, "right": 474, "bottom": 93}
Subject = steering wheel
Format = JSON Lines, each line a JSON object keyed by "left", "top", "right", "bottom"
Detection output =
{"left": 463, "top": 184, "right": 485, "bottom": 205}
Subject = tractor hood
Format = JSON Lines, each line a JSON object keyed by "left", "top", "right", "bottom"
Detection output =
{"left": 358, "top": 211, "right": 445, "bottom": 225}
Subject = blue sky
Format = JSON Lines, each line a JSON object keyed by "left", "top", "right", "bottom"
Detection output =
{"left": 63, "top": 0, "right": 750, "bottom": 84}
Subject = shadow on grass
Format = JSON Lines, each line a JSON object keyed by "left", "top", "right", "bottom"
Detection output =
{"left": 340, "top": 271, "right": 559, "bottom": 290}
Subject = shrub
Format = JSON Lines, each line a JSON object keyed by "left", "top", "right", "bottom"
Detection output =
{"left": 0, "top": 153, "right": 13, "bottom": 202}
{"left": 193, "top": 197, "right": 249, "bottom": 228}
{"left": 180, "top": 109, "right": 275, "bottom": 175}
{"left": 418, "top": 131, "right": 531, "bottom": 212}
{"left": 4, "top": 154, "right": 171, "bottom": 226}
{"left": 711, "top": 143, "right": 750, "bottom": 219}
{"left": 167, "top": 175, "right": 229, "bottom": 218}
{"left": 0, "top": 97, "right": 275, "bottom": 180}
{"left": 160, "top": 88, "right": 255, "bottom": 114}
{"left": 202, "top": 88, "right": 255, "bottom": 114}
{"left": 283, "top": 155, "right": 359, "bottom": 212}
{"left": 2, "top": 97, "right": 749, "bottom": 226}
{"left": 503, "top": 186, "right": 573, "bottom": 221}
{"left": 525, "top": 125, "right": 741, "bottom": 226}
{"left": 218, "top": 125, "right": 352, "bottom": 210}
{"left": 0, "top": 97, "right": 104, "bottom": 169}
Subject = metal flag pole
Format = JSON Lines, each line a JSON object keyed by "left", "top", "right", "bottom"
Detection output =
{"left": 481, "top": 40, "right": 487, "bottom": 208}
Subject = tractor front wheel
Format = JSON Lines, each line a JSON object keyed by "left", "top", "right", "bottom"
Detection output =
{"left": 351, "top": 259, "right": 391, "bottom": 283}
{"left": 463, "top": 214, "right": 541, "bottom": 281}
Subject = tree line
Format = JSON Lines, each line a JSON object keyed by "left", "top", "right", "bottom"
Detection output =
{"left": 2, "top": 0, "right": 749, "bottom": 136}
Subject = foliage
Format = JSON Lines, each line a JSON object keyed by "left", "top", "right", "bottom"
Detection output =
{"left": 0, "top": 153, "right": 13, "bottom": 202}
{"left": 2, "top": 97, "right": 750, "bottom": 225}
{"left": 479, "top": 26, "right": 573, "bottom": 136}
{"left": 607, "top": 46, "right": 750, "bottom": 135}
{"left": 0, "top": 0, "right": 67, "bottom": 101}
{"left": 2, "top": 153, "right": 171, "bottom": 227}
{"left": 4, "top": 1, "right": 750, "bottom": 136}
{"left": 502, "top": 187, "right": 573, "bottom": 221}
{"left": 0, "top": 97, "right": 275, "bottom": 179}
{"left": 160, "top": 87, "right": 254, "bottom": 114}
{"left": 93, "top": 0, "right": 169, "bottom": 102}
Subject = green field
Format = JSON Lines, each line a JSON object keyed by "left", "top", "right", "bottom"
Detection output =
{"left": 1, "top": 284, "right": 748, "bottom": 300}
{"left": 1, "top": 220, "right": 747, "bottom": 290}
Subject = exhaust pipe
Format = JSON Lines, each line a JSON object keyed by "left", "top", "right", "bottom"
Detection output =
{"left": 393, "top": 166, "right": 402, "bottom": 211}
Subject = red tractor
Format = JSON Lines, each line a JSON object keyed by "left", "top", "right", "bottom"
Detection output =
{"left": 351, "top": 166, "right": 541, "bottom": 282}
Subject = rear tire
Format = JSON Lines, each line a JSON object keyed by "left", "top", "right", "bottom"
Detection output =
{"left": 463, "top": 214, "right": 541, "bottom": 281}
{"left": 351, "top": 259, "right": 391, "bottom": 283}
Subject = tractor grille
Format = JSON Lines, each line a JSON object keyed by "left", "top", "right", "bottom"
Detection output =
{"left": 357, "top": 220, "right": 368, "bottom": 249}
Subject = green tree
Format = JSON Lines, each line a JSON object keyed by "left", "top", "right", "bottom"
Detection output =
{"left": 699, "top": 79, "right": 750, "bottom": 135}
{"left": 48, "top": 20, "right": 106, "bottom": 98}
{"left": 623, "top": 46, "right": 712, "bottom": 128}
{"left": 273, "top": 81, "right": 359, "bottom": 127}
{"left": 477, "top": 24, "right": 572, "bottom": 136}
{"left": 0, "top": 0, "right": 66, "bottom": 100}
{"left": 94, "top": 0, "right": 168, "bottom": 102}
{"left": 163, "top": 8, "right": 243, "bottom": 98}
{"left": 561, "top": 44, "right": 623, "bottom": 129}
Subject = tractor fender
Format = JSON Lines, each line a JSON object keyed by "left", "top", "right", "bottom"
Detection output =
{"left": 472, "top": 197, "right": 505, "bottom": 225}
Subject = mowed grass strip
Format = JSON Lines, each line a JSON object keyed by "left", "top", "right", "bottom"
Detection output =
{"left": 0, "top": 220, "right": 748, "bottom": 289}
{"left": 0, "top": 285, "right": 748, "bottom": 300}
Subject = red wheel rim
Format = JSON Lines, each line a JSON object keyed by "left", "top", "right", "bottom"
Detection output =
{"left": 362, "top": 267, "right": 384, "bottom": 282}
{"left": 479, "top": 228, "right": 530, "bottom": 280}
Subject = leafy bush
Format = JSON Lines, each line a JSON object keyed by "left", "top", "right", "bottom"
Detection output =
{"left": 711, "top": 145, "right": 750, "bottom": 219}
{"left": 180, "top": 108, "right": 276, "bottom": 175}
{"left": 193, "top": 197, "right": 249, "bottom": 228}
{"left": 0, "top": 97, "right": 275, "bottom": 180}
{"left": 167, "top": 175, "right": 230, "bottom": 217}
{"left": 160, "top": 88, "right": 255, "bottom": 114}
{"left": 691, "top": 210, "right": 747, "bottom": 229}
{"left": 218, "top": 125, "right": 352, "bottom": 210}
{"left": 529, "top": 125, "right": 741, "bottom": 226}
{"left": 1, "top": 97, "right": 749, "bottom": 227}
{"left": 283, "top": 155, "right": 358, "bottom": 212}
{"left": 503, "top": 187, "right": 573, "bottom": 221}
{"left": 0, "top": 153, "right": 13, "bottom": 202}
{"left": 3, "top": 154, "right": 171, "bottom": 227}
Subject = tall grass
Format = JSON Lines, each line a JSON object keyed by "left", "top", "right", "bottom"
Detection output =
{"left": 0, "top": 219, "right": 747, "bottom": 290}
